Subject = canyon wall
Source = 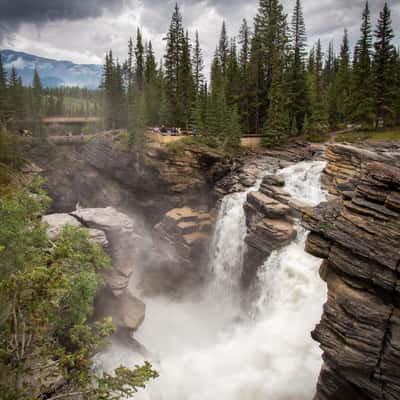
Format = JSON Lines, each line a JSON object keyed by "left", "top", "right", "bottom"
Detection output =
{"left": 304, "top": 144, "right": 400, "bottom": 400}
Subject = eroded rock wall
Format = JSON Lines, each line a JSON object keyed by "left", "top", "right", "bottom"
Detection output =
{"left": 304, "top": 160, "right": 400, "bottom": 400}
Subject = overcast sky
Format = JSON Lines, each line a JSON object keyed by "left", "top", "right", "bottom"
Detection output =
{"left": 1, "top": 0, "right": 400, "bottom": 76}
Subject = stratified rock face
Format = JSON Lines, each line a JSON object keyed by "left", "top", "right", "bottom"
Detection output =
{"left": 322, "top": 143, "right": 399, "bottom": 196}
{"left": 304, "top": 161, "right": 400, "bottom": 400}
{"left": 149, "top": 207, "right": 215, "bottom": 294}
{"left": 243, "top": 175, "right": 296, "bottom": 286}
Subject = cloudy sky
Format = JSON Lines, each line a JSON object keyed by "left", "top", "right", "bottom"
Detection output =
{"left": 1, "top": 0, "right": 400, "bottom": 74}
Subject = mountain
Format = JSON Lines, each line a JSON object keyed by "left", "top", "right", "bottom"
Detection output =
{"left": 0, "top": 49, "right": 102, "bottom": 89}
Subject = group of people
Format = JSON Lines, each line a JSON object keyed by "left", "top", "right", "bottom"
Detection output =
{"left": 154, "top": 126, "right": 197, "bottom": 136}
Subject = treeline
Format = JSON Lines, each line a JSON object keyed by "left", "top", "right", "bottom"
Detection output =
{"left": 102, "top": 0, "right": 399, "bottom": 147}
{"left": 0, "top": 58, "right": 101, "bottom": 136}
{"left": 0, "top": 61, "right": 45, "bottom": 135}
{"left": 44, "top": 87, "right": 101, "bottom": 117}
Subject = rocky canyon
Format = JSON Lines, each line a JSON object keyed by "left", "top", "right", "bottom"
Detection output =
{"left": 27, "top": 136, "right": 400, "bottom": 400}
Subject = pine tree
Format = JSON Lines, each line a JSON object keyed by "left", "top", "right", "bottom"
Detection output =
{"left": 164, "top": 3, "right": 185, "bottom": 125}
{"left": 238, "top": 18, "right": 251, "bottom": 133}
{"left": 249, "top": 0, "right": 288, "bottom": 134}
{"left": 127, "top": 37, "right": 134, "bottom": 85}
{"left": 192, "top": 31, "right": 205, "bottom": 95}
{"left": 113, "top": 61, "right": 126, "bottom": 128}
{"left": 288, "top": 0, "right": 308, "bottom": 135}
{"left": 102, "top": 51, "right": 114, "bottom": 129}
{"left": 352, "top": 1, "right": 374, "bottom": 125}
{"left": 128, "top": 90, "right": 146, "bottom": 145}
{"left": 190, "top": 94, "right": 204, "bottom": 134}
{"left": 31, "top": 69, "right": 45, "bottom": 138}
{"left": 248, "top": 29, "right": 263, "bottom": 134}
{"left": 307, "top": 40, "right": 328, "bottom": 136}
{"left": 226, "top": 38, "right": 240, "bottom": 109}
{"left": 0, "top": 55, "right": 9, "bottom": 128}
{"left": 323, "top": 41, "right": 335, "bottom": 88}
{"left": 144, "top": 41, "right": 160, "bottom": 125}
{"left": 207, "top": 50, "right": 228, "bottom": 143}
{"left": 135, "top": 28, "right": 145, "bottom": 93}
{"left": 307, "top": 46, "right": 315, "bottom": 75}
{"left": 218, "top": 21, "right": 229, "bottom": 75}
{"left": 373, "top": 2, "right": 396, "bottom": 127}
{"left": 337, "top": 29, "right": 352, "bottom": 123}
{"left": 263, "top": 52, "right": 289, "bottom": 147}
{"left": 8, "top": 68, "right": 25, "bottom": 129}
{"left": 222, "top": 106, "right": 242, "bottom": 150}
{"left": 178, "top": 31, "right": 195, "bottom": 128}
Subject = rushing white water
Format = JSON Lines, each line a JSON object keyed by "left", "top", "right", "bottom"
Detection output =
{"left": 208, "top": 176, "right": 265, "bottom": 298}
{"left": 95, "top": 160, "right": 328, "bottom": 400}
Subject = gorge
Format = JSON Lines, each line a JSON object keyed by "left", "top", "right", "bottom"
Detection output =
{"left": 18, "top": 136, "right": 400, "bottom": 399}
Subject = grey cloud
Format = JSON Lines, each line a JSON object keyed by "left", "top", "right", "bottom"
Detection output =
{"left": 0, "top": 0, "right": 125, "bottom": 21}
{"left": 0, "top": 0, "right": 127, "bottom": 39}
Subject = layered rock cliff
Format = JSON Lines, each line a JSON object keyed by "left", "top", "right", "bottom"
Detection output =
{"left": 304, "top": 148, "right": 400, "bottom": 399}
{"left": 32, "top": 137, "right": 232, "bottom": 221}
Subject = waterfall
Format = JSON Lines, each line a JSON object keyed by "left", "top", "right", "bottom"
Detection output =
{"left": 208, "top": 175, "right": 265, "bottom": 297}
{"left": 95, "top": 160, "right": 328, "bottom": 400}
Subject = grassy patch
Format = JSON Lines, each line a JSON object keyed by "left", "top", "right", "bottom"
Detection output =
{"left": 335, "top": 129, "right": 400, "bottom": 143}
{"left": 165, "top": 135, "right": 241, "bottom": 156}
{"left": 306, "top": 132, "right": 330, "bottom": 143}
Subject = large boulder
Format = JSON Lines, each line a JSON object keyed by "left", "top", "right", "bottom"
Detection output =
{"left": 42, "top": 213, "right": 82, "bottom": 240}
{"left": 71, "top": 207, "right": 142, "bottom": 293}
{"left": 44, "top": 207, "right": 147, "bottom": 335}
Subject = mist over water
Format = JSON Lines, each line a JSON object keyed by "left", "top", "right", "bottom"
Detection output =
{"left": 95, "top": 161, "right": 328, "bottom": 400}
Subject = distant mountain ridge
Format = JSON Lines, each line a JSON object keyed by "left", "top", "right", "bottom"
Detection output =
{"left": 0, "top": 49, "right": 102, "bottom": 89}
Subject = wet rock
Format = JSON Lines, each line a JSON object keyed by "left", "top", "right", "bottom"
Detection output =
{"left": 243, "top": 174, "right": 296, "bottom": 287}
{"left": 154, "top": 207, "right": 214, "bottom": 268}
{"left": 304, "top": 160, "right": 400, "bottom": 400}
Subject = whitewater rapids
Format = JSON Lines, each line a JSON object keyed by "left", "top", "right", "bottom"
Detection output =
{"left": 95, "top": 160, "right": 328, "bottom": 400}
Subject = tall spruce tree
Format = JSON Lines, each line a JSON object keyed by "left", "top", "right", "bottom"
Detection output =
{"left": 192, "top": 31, "right": 205, "bottom": 95}
{"left": 263, "top": 53, "right": 289, "bottom": 147}
{"left": 352, "top": 1, "right": 374, "bottom": 125}
{"left": 8, "top": 68, "right": 24, "bottom": 129}
{"left": 337, "top": 29, "right": 352, "bottom": 123}
{"left": 307, "top": 40, "right": 328, "bottom": 136}
{"left": 218, "top": 22, "right": 229, "bottom": 75}
{"left": 226, "top": 38, "right": 240, "bottom": 109}
{"left": 135, "top": 28, "right": 145, "bottom": 93}
{"left": 323, "top": 41, "right": 335, "bottom": 88}
{"left": 178, "top": 31, "right": 195, "bottom": 128}
{"left": 238, "top": 18, "right": 251, "bottom": 133}
{"left": 144, "top": 41, "right": 160, "bottom": 125}
{"left": 250, "top": 0, "right": 288, "bottom": 134}
{"left": 373, "top": 2, "right": 396, "bottom": 127}
{"left": 164, "top": 3, "right": 185, "bottom": 125}
{"left": 288, "top": 0, "right": 308, "bottom": 135}
{"left": 31, "top": 69, "right": 45, "bottom": 137}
